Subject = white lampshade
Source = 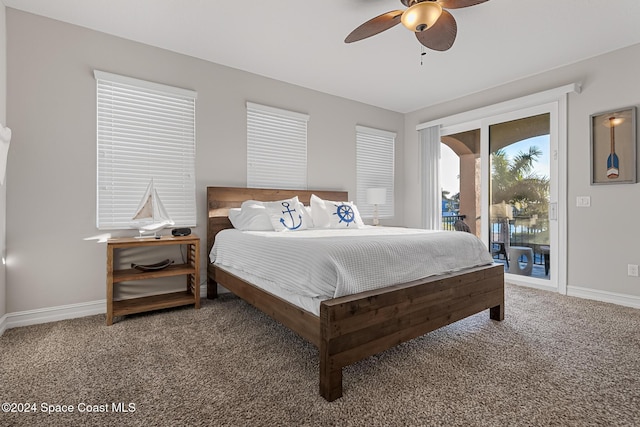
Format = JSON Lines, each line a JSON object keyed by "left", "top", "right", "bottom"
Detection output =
{"left": 366, "top": 188, "right": 387, "bottom": 205}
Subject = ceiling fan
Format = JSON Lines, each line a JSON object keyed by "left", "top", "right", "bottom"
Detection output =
{"left": 345, "top": 0, "right": 489, "bottom": 51}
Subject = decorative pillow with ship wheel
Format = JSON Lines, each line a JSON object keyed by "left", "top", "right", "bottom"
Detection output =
{"left": 310, "top": 194, "right": 364, "bottom": 229}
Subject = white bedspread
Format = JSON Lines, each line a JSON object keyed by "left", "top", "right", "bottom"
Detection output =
{"left": 210, "top": 227, "right": 494, "bottom": 313}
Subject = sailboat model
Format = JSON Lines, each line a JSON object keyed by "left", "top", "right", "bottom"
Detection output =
{"left": 132, "top": 179, "right": 174, "bottom": 238}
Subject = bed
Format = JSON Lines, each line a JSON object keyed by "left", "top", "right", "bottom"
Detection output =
{"left": 206, "top": 186, "right": 504, "bottom": 401}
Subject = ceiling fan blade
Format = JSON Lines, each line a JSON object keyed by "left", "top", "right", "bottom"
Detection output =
{"left": 344, "top": 10, "right": 404, "bottom": 43}
{"left": 415, "top": 9, "right": 457, "bottom": 51}
{"left": 437, "top": 0, "right": 489, "bottom": 9}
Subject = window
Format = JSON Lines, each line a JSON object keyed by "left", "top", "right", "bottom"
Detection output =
{"left": 356, "top": 125, "right": 395, "bottom": 218}
{"left": 246, "top": 102, "right": 309, "bottom": 189}
{"left": 95, "top": 71, "right": 197, "bottom": 229}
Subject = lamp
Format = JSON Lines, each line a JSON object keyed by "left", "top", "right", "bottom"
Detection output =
{"left": 366, "top": 188, "right": 387, "bottom": 226}
{"left": 401, "top": 1, "right": 443, "bottom": 33}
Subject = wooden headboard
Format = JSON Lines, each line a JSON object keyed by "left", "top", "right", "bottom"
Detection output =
{"left": 206, "top": 186, "right": 348, "bottom": 255}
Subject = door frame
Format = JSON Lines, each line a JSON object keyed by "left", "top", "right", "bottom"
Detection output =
{"left": 418, "top": 83, "right": 580, "bottom": 294}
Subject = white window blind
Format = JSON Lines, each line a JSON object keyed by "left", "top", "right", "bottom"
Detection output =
{"left": 356, "top": 125, "right": 395, "bottom": 218}
{"left": 247, "top": 102, "right": 309, "bottom": 190}
{"left": 95, "top": 70, "right": 197, "bottom": 229}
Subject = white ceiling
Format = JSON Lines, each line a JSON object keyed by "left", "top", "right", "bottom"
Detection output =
{"left": 5, "top": 0, "right": 640, "bottom": 113}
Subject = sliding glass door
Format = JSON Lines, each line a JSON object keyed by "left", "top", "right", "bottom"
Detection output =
{"left": 440, "top": 103, "right": 560, "bottom": 291}
{"left": 489, "top": 113, "right": 552, "bottom": 282}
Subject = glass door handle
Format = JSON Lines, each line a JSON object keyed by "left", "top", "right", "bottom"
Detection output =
{"left": 549, "top": 202, "right": 557, "bottom": 220}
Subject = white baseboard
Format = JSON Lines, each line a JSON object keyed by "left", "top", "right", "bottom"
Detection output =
{"left": 0, "top": 283, "right": 209, "bottom": 335}
{"left": 508, "top": 280, "right": 640, "bottom": 309}
{"left": 5, "top": 299, "right": 106, "bottom": 330}
{"left": 0, "top": 313, "right": 7, "bottom": 336}
{"left": 567, "top": 285, "right": 640, "bottom": 309}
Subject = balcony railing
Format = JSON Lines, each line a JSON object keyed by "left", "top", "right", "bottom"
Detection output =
{"left": 442, "top": 214, "right": 466, "bottom": 231}
{"left": 442, "top": 215, "right": 549, "bottom": 267}
{"left": 490, "top": 216, "right": 549, "bottom": 266}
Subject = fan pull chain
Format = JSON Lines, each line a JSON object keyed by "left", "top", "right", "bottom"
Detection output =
{"left": 420, "top": 45, "right": 426, "bottom": 65}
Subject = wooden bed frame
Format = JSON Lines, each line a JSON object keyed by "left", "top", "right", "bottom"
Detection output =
{"left": 206, "top": 186, "right": 504, "bottom": 401}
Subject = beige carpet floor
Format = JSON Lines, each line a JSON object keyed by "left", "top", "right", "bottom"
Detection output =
{"left": 1, "top": 283, "right": 639, "bottom": 426}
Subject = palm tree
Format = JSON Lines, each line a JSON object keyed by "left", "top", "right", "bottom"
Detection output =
{"left": 491, "top": 146, "right": 549, "bottom": 218}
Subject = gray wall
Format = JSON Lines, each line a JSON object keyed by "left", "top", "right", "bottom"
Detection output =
{"left": 0, "top": 4, "right": 6, "bottom": 320}
{"left": 404, "top": 43, "right": 640, "bottom": 301}
{"left": 5, "top": 9, "right": 404, "bottom": 313}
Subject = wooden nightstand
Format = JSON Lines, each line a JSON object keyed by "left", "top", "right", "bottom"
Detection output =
{"left": 106, "top": 235, "right": 200, "bottom": 325}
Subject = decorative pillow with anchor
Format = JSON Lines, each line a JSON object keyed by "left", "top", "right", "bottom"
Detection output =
{"left": 264, "top": 196, "right": 312, "bottom": 232}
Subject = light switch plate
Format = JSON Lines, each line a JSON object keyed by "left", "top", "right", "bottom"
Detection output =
{"left": 576, "top": 196, "right": 591, "bottom": 207}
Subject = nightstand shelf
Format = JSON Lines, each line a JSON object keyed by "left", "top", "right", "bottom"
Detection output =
{"left": 113, "top": 264, "right": 196, "bottom": 282}
{"left": 106, "top": 235, "right": 200, "bottom": 325}
{"left": 112, "top": 291, "right": 197, "bottom": 317}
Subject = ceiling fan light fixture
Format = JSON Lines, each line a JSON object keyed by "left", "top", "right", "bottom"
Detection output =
{"left": 401, "top": 2, "right": 443, "bottom": 32}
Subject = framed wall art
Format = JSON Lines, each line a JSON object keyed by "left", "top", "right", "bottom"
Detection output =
{"left": 590, "top": 106, "right": 636, "bottom": 185}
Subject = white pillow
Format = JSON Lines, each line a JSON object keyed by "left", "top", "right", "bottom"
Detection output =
{"left": 303, "top": 205, "right": 314, "bottom": 228}
{"left": 264, "top": 196, "right": 311, "bottom": 231}
{"left": 310, "top": 194, "right": 364, "bottom": 229}
{"left": 227, "top": 201, "right": 274, "bottom": 231}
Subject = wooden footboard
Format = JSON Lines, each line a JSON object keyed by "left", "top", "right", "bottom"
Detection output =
{"left": 318, "top": 264, "right": 504, "bottom": 401}
{"left": 206, "top": 186, "right": 505, "bottom": 401}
